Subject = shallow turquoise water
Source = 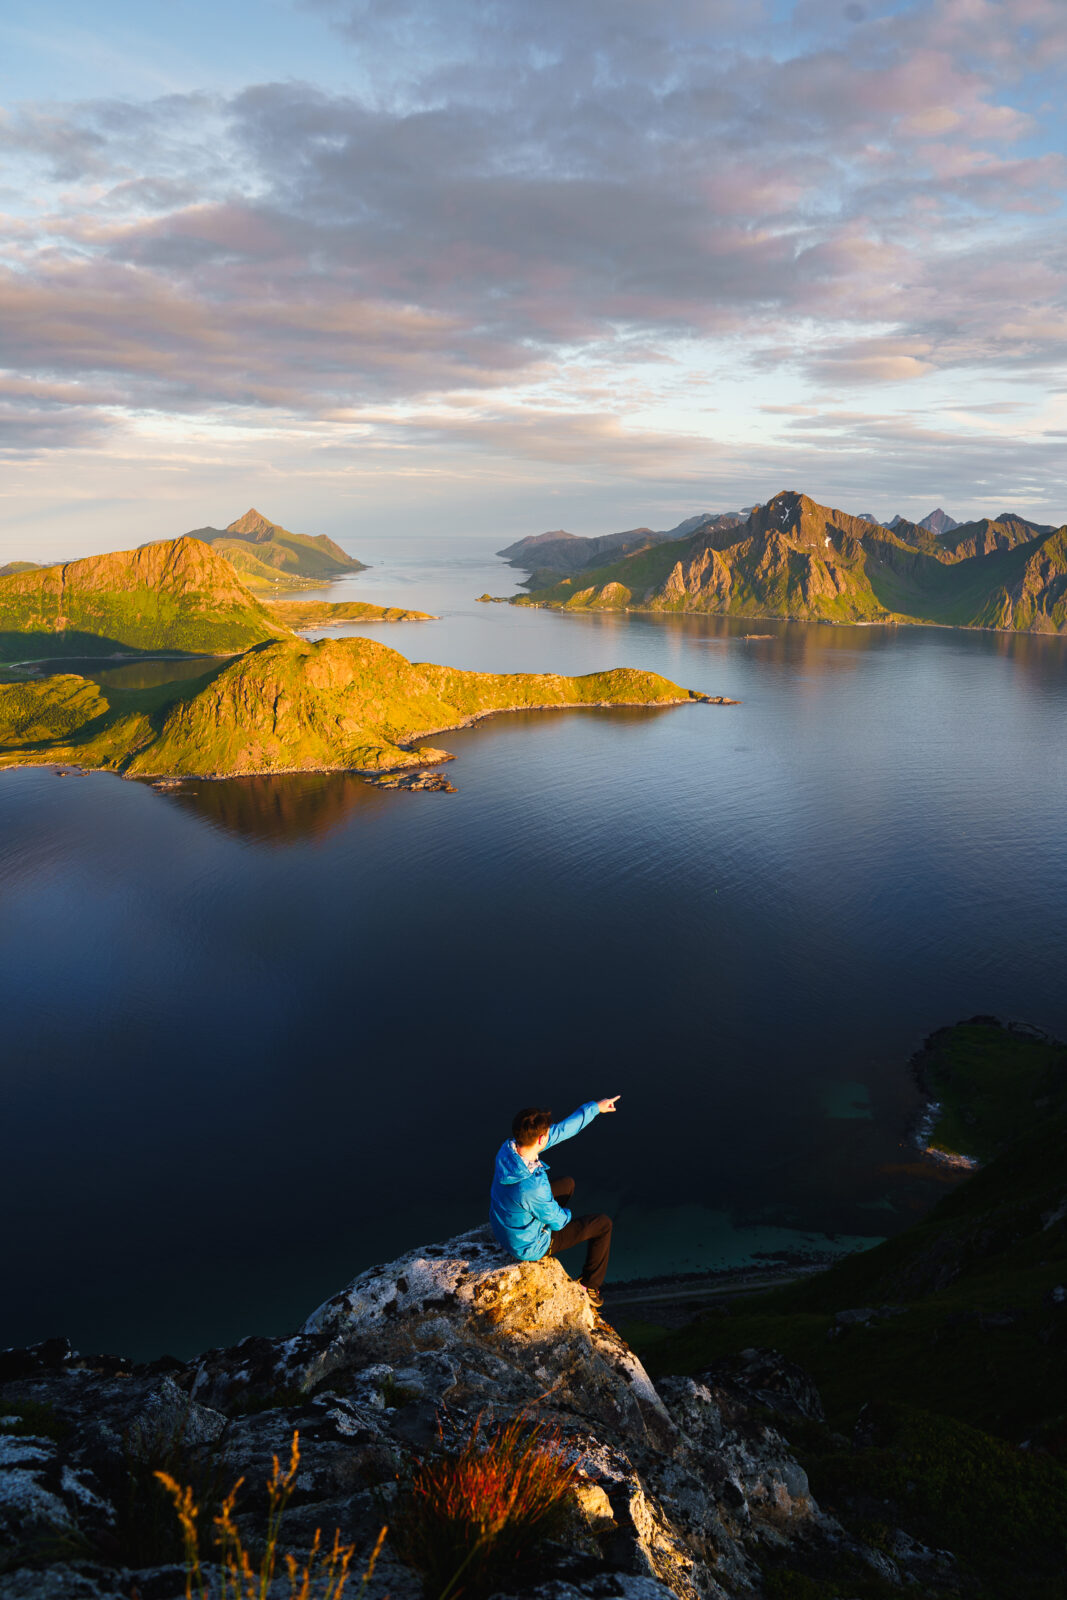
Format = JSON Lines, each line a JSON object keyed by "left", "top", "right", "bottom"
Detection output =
{"left": 2, "top": 535, "right": 1066, "bottom": 1358}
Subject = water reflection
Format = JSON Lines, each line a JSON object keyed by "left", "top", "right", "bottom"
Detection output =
{"left": 568, "top": 609, "right": 1067, "bottom": 688}
{"left": 154, "top": 703, "right": 683, "bottom": 845}
{"left": 160, "top": 771, "right": 387, "bottom": 845}
{"left": 988, "top": 626, "right": 1067, "bottom": 687}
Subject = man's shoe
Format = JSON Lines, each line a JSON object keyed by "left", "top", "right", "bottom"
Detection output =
{"left": 583, "top": 1285, "right": 603, "bottom": 1309}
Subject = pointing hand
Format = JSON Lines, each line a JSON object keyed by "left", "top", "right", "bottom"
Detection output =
{"left": 598, "top": 1095, "right": 621, "bottom": 1113}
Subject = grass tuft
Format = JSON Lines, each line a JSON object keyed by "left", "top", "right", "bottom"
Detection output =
{"left": 155, "top": 1428, "right": 383, "bottom": 1600}
{"left": 390, "top": 1411, "right": 579, "bottom": 1600}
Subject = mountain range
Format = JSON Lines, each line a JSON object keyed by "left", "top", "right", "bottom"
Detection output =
{"left": 0, "top": 530, "right": 711, "bottom": 776}
{"left": 499, "top": 513, "right": 743, "bottom": 588}
{"left": 514, "top": 489, "right": 1066, "bottom": 632}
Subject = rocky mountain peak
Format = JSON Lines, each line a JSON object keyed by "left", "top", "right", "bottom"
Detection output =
{"left": 226, "top": 508, "right": 278, "bottom": 541}
{"left": 918, "top": 508, "right": 959, "bottom": 535}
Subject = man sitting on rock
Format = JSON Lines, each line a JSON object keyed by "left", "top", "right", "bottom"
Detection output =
{"left": 489, "top": 1098, "right": 619, "bottom": 1307}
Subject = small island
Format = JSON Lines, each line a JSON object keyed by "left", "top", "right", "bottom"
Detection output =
{"left": 265, "top": 598, "right": 437, "bottom": 628}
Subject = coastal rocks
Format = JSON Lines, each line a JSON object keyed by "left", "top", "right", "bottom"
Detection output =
{"left": 0, "top": 1231, "right": 886, "bottom": 1600}
{"left": 367, "top": 770, "right": 456, "bottom": 792}
{"left": 654, "top": 1378, "right": 817, "bottom": 1533}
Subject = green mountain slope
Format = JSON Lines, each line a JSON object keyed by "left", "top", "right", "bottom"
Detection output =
{"left": 0, "top": 537, "right": 290, "bottom": 661}
{"left": 631, "top": 1018, "right": 1067, "bottom": 1598}
{"left": 0, "top": 635, "right": 711, "bottom": 778}
{"left": 518, "top": 490, "right": 1067, "bottom": 633}
{"left": 189, "top": 508, "right": 367, "bottom": 589}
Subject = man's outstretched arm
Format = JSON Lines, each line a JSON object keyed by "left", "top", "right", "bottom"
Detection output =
{"left": 544, "top": 1096, "right": 620, "bottom": 1151}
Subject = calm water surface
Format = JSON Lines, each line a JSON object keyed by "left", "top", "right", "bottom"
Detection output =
{"left": 3, "top": 536, "right": 1067, "bottom": 1358}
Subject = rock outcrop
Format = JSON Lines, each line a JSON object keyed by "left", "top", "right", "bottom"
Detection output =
{"left": 0, "top": 1230, "right": 890, "bottom": 1600}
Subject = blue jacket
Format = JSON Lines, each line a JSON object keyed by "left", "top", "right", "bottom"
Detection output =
{"left": 489, "top": 1102, "right": 600, "bottom": 1261}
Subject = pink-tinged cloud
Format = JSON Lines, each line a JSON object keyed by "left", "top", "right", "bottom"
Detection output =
{"left": 0, "top": 0, "right": 1063, "bottom": 527}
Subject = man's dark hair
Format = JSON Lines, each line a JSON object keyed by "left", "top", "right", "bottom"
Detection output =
{"left": 512, "top": 1107, "right": 552, "bottom": 1146}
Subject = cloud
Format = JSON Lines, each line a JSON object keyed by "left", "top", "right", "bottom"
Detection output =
{"left": 0, "top": 400, "right": 118, "bottom": 456}
{"left": 0, "top": 0, "right": 1064, "bottom": 529}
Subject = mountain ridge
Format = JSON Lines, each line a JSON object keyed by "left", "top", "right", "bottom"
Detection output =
{"left": 0, "top": 536, "right": 290, "bottom": 660}
{"left": 515, "top": 489, "right": 1067, "bottom": 633}
{"left": 499, "top": 515, "right": 747, "bottom": 589}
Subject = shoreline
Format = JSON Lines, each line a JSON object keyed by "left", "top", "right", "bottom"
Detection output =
{"left": 510, "top": 593, "right": 1067, "bottom": 638}
{"left": 599, "top": 1259, "right": 838, "bottom": 1329}
{"left": 0, "top": 691, "right": 734, "bottom": 784}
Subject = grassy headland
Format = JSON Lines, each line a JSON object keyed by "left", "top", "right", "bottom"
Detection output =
{"left": 0, "top": 635, "right": 712, "bottom": 778}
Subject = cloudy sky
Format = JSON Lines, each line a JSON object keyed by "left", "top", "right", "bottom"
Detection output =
{"left": 2, "top": 0, "right": 1066, "bottom": 557}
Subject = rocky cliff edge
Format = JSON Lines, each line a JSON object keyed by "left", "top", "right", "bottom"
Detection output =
{"left": 0, "top": 1229, "right": 895, "bottom": 1600}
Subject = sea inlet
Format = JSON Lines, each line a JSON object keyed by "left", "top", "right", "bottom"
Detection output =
{"left": 2, "top": 534, "right": 1066, "bottom": 1358}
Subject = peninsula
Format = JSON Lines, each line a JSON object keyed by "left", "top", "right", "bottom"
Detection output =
{"left": 184, "top": 507, "right": 367, "bottom": 588}
{"left": 0, "top": 636, "right": 718, "bottom": 779}
{"left": 515, "top": 489, "right": 1067, "bottom": 633}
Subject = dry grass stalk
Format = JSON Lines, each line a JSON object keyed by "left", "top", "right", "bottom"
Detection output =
{"left": 155, "top": 1428, "right": 385, "bottom": 1600}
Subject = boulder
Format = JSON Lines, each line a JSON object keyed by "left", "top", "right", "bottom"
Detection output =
{"left": 298, "top": 1228, "right": 679, "bottom": 1453}
{"left": 0, "top": 1230, "right": 884, "bottom": 1600}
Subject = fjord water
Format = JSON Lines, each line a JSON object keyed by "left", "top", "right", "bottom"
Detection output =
{"left": 3, "top": 537, "right": 1067, "bottom": 1359}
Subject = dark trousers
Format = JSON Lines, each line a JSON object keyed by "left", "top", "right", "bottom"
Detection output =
{"left": 548, "top": 1176, "right": 612, "bottom": 1292}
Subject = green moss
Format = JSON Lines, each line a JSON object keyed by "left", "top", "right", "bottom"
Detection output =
{"left": 0, "top": 1399, "right": 68, "bottom": 1441}
{"left": 804, "top": 1404, "right": 1067, "bottom": 1600}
